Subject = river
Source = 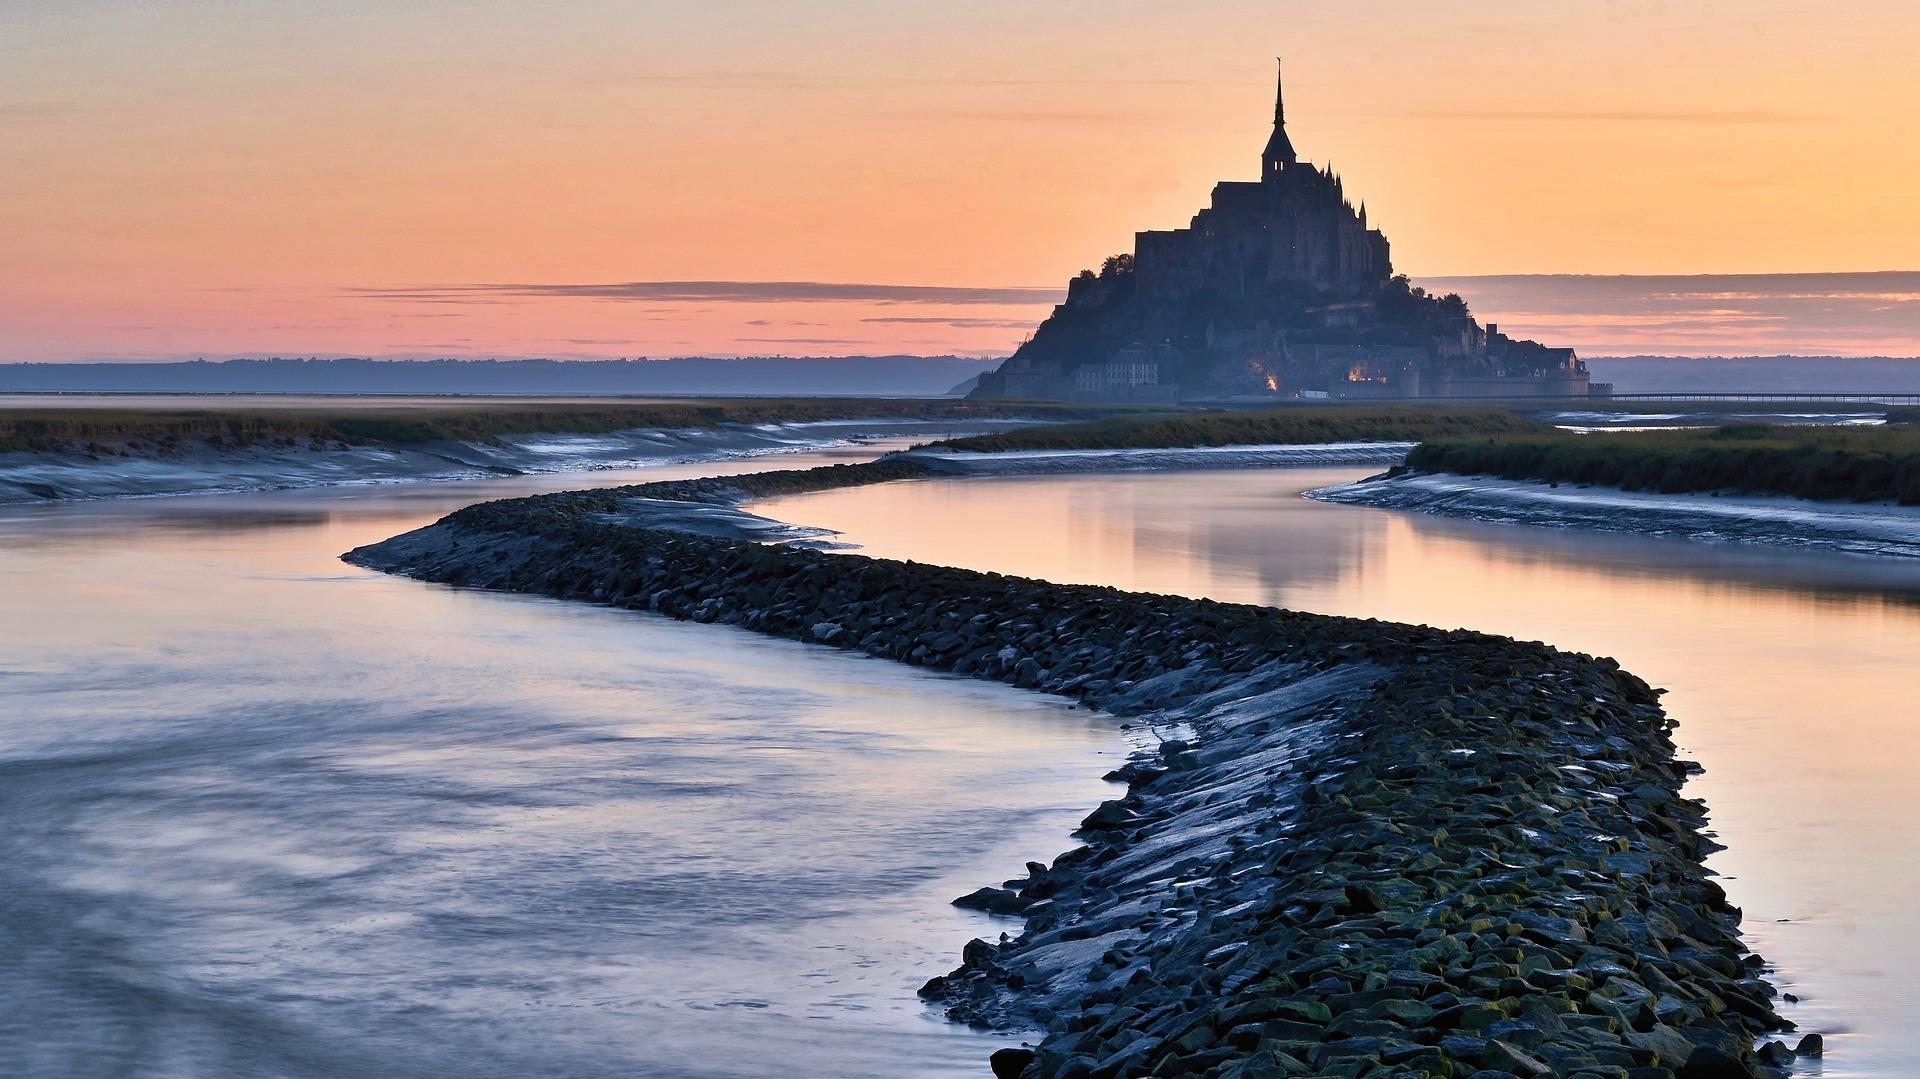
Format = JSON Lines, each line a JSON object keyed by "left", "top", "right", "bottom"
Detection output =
{"left": 0, "top": 440, "right": 1124, "bottom": 1079}
{"left": 754, "top": 466, "right": 1920, "bottom": 1079}
{"left": 10, "top": 452, "right": 1917, "bottom": 1077}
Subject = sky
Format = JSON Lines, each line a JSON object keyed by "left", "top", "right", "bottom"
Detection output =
{"left": 3, "top": 0, "right": 1917, "bottom": 362}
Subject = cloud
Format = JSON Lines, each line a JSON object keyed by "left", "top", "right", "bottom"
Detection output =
{"left": 350, "top": 281, "right": 1066, "bottom": 306}
{"left": 1414, "top": 272, "right": 1920, "bottom": 356}
{"left": 596, "top": 71, "right": 1215, "bottom": 91}
{"left": 364, "top": 297, "right": 533, "bottom": 306}
{"left": 733, "top": 336, "right": 873, "bottom": 346}
{"left": 862, "top": 316, "right": 1040, "bottom": 329}
{"left": 862, "top": 108, "right": 1141, "bottom": 124}
{"left": 1417, "top": 108, "right": 1820, "bottom": 124}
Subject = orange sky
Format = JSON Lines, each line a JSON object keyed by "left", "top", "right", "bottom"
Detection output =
{"left": 3, "top": 1, "right": 1916, "bottom": 361}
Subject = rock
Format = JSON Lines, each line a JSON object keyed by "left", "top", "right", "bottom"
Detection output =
{"left": 1625, "top": 1024, "right": 1697, "bottom": 1067}
{"left": 1793, "top": 1032, "right": 1823, "bottom": 1057}
{"left": 1484, "top": 1039, "right": 1553, "bottom": 1076}
{"left": 989, "top": 1047, "right": 1035, "bottom": 1078}
{"left": 954, "top": 887, "right": 1031, "bottom": 915}
{"left": 1677, "top": 1046, "right": 1755, "bottom": 1078}
{"left": 961, "top": 938, "right": 999, "bottom": 969}
{"left": 1091, "top": 1034, "right": 1164, "bottom": 1074}
{"left": 1078, "top": 800, "right": 1137, "bottom": 831}
{"left": 1104, "top": 760, "right": 1166, "bottom": 785}
{"left": 809, "top": 621, "right": 843, "bottom": 642}
{"left": 1341, "top": 884, "right": 1385, "bottom": 914}
{"left": 1265, "top": 999, "right": 1333, "bottom": 1026}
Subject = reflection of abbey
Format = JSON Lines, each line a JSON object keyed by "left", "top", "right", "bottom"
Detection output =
{"left": 971, "top": 65, "right": 1596, "bottom": 403}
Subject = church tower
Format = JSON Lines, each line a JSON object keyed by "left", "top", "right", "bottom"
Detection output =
{"left": 1262, "top": 59, "right": 1298, "bottom": 178}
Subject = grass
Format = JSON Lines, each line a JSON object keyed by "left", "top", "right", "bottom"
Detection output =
{"left": 1405, "top": 423, "right": 1920, "bottom": 504}
{"left": 927, "top": 406, "right": 1551, "bottom": 453}
{"left": 0, "top": 399, "right": 1084, "bottom": 454}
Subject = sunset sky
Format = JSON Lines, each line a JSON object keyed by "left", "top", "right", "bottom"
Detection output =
{"left": 4, "top": 0, "right": 1917, "bottom": 361}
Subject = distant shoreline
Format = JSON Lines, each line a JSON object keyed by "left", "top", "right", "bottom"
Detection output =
{"left": 4, "top": 353, "right": 1920, "bottom": 400}
{"left": 0, "top": 356, "right": 1006, "bottom": 398}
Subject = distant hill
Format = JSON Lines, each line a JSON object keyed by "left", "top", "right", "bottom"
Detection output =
{"left": 1413, "top": 272, "right": 1920, "bottom": 358}
{"left": 0, "top": 356, "right": 1005, "bottom": 397}
{"left": 1583, "top": 355, "right": 1920, "bottom": 394}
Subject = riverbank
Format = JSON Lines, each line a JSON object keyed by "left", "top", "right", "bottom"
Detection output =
{"left": 810, "top": 404, "right": 1546, "bottom": 480}
{"left": 0, "top": 397, "right": 1066, "bottom": 452}
{"left": 928, "top": 406, "right": 1548, "bottom": 453}
{"left": 1309, "top": 471, "right": 1920, "bottom": 559}
{"left": 0, "top": 404, "right": 1049, "bottom": 503}
{"left": 1402, "top": 425, "right": 1920, "bottom": 505}
{"left": 892, "top": 441, "right": 1416, "bottom": 476}
{"left": 346, "top": 461, "right": 1804, "bottom": 1078}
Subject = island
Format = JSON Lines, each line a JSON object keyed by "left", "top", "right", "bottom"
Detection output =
{"left": 970, "top": 65, "right": 1596, "bottom": 405}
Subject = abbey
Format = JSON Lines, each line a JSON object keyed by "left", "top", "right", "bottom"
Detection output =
{"left": 1135, "top": 64, "right": 1391, "bottom": 312}
{"left": 972, "top": 65, "right": 1593, "bottom": 402}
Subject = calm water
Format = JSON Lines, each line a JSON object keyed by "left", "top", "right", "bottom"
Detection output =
{"left": 0, "top": 442, "right": 1124, "bottom": 1079}
{"left": 757, "top": 467, "right": 1920, "bottom": 1078}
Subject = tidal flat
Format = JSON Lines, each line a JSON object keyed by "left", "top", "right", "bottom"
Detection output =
{"left": 0, "top": 441, "right": 1124, "bottom": 1079}
{"left": 348, "top": 457, "right": 1807, "bottom": 1078}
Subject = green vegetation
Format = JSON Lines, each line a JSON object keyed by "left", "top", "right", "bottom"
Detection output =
{"left": 0, "top": 398, "right": 1078, "bottom": 454}
{"left": 930, "top": 406, "right": 1550, "bottom": 453}
{"left": 1406, "top": 423, "right": 1920, "bottom": 504}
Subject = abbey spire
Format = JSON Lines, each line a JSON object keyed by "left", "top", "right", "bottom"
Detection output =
{"left": 1262, "top": 58, "right": 1298, "bottom": 176}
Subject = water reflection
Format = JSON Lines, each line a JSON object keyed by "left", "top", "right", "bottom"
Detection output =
{"left": 759, "top": 466, "right": 1920, "bottom": 1078}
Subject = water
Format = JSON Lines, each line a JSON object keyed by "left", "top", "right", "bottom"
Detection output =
{"left": 17, "top": 446, "right": 1918, "bottom": 1077}
{"left": 756, "top": 467, "right": 1920, "bottom": 1077}
{"left": 0, "top": 441, "right": 1124, "bottom": 1078}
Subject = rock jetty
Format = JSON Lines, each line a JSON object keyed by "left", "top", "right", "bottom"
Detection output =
{"left": 345, "top": 460, "right": 1802, "bottom": 1078}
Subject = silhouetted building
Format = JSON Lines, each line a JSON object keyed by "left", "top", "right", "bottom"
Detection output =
{"left": 1133, "top": 64, "right": 1391, "bottom": 334}
{"left": 973, "top": 64, "right": 1591, "bottom": 402}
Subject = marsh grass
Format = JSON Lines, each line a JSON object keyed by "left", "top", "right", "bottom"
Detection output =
{"left": 1407, "top": 423, "right": 1920, "bottom": 504}
{"left": 929, "top": 406, "right": 1549, "bottom": 453}
{"left": 0, "top": 399, "right": 1076, "bottom": 454}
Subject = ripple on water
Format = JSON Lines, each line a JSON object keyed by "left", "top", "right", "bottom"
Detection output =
{"left": 0, "top": 447, "right": 1122, "bottom": 1079}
